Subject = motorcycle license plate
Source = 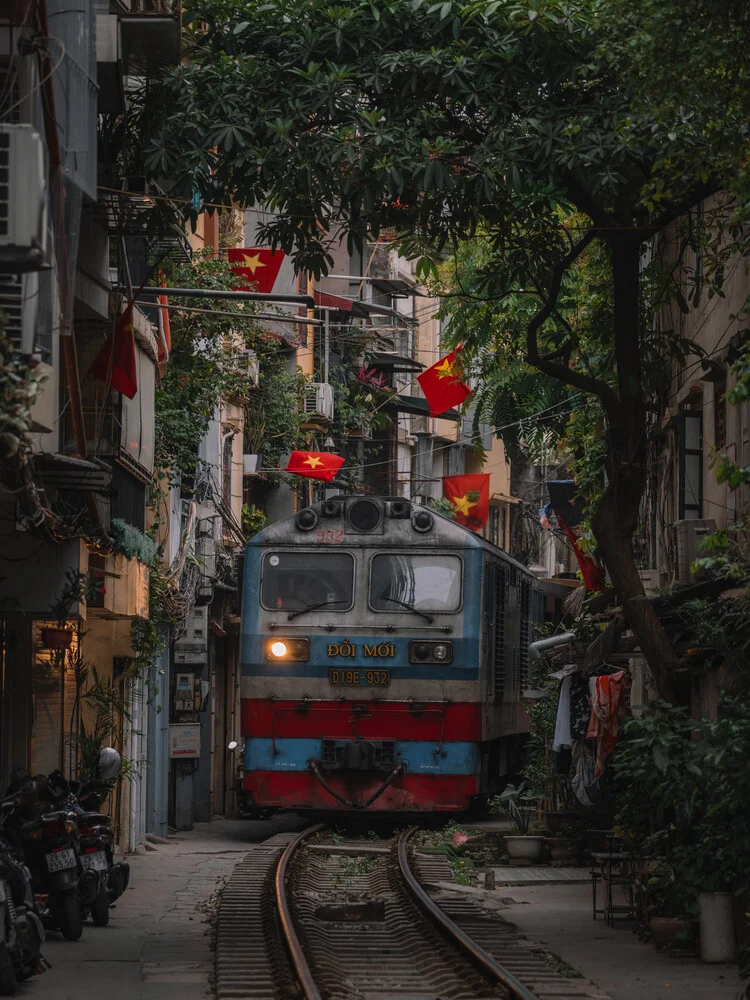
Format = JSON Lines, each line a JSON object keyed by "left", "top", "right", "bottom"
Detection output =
{"left": 81, "top": 850, "right": 108, "bottom": 873}
{"left": 45, "top": 848, "right": 76, "bottom": 873}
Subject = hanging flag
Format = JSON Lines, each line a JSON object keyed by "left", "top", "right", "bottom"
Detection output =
{"left": 442, "top": 473, "right": 490, "bottom": 531}
{"left": 417, "top": 346, "right": 471, "bottom": 417}
{"left": 90, "top": 304, "right": 138, "bottom": 399}
{"left": 558, "top": 518, "right": 606, "bottom": 593}
{"left": 228, "top": 248, "right": 285, "bottom": 294}
{"left": 285, "top": 450, "right": 345, "bottom": 483}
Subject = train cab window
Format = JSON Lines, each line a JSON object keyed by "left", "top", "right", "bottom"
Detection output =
{"left": 369, "top": 554, "right": 462, "bottom": 612}
{"left": 260, "top": 551, "right": 354, "bottom": 612}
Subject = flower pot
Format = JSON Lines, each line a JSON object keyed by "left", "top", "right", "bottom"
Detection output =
{"left": 648, "top": 917, "right": 692, "bottom": 951}
{"left": 544, "top": 811, "right": 584, "bottom": 836}
{"left": 242, "top": 454, "right": 260, "bottom": 474}
{"left": 546, "top": 837, "right": 574, "bottom": 861}
{"left": 504, "top": 835, "right": 545, "bottom": 862}
{"left": 699, "top": 892, "right": 736, "bottom": 963}
{"left": 40, "top": 627, "right": 73, "bottom": 650}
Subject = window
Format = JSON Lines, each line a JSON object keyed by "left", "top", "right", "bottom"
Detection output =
{"left": 222, "top": 435, "right": 233, "bottom": 505}
{"left": 679, "top": 408, "right": 703, "bottom": 519}
{"left": 489, "top": 507, "right": 500, "bottom": 546}
{"left": 260, "top": 551, "right": 354, "bottom": 612}
{"left": 370, "top": 554, "right": 462, "bottom": 612}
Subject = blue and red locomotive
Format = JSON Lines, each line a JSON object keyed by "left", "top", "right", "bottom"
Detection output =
{"left": 239, "top": 495, "right": 542, "bottom": 814}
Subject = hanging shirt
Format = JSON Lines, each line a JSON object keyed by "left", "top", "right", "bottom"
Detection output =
{"left": 587, "top": 670, "right": 628, "bottom": 778}
{"left": 553, "top": 674, "right": 573, "bottom": 752}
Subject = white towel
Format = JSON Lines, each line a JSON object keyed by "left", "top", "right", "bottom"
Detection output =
{"left": 553, "top": 674, "right": 573, "bottom": 751}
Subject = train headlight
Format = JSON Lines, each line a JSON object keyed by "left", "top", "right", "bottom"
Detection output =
{"left": 409, "top": 640, "right": 453, "bottom": 665}
{"left": 265, "top": 638, "right": 310, "bottom": 662}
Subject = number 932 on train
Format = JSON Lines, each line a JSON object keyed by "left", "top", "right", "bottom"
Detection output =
{"left": 239, "top": 495, "right": 543, "bottom": 815}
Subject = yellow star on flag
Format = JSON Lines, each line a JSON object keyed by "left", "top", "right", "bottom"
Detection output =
{"left": 303, "top": 455, "right": 323, "bottom": 468}
{"left": 242, "top": 252, "right": 267, "bottom": 275}
{"left": 435, "top": 357, "right": 460, "bottom": 380}
{"left": 451, "top": 493, "right": 475, "bottom": 516}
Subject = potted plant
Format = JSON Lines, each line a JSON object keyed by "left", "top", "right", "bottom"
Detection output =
{"left": 490, "top": 782, "right": 546, "bottom": 862}
{"left": 42, "top": 570, "right": 103, "bottom": 649}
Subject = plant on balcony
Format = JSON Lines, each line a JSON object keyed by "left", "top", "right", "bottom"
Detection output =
{"left": 43, "top": 570, "right": 104, "bottom": 649}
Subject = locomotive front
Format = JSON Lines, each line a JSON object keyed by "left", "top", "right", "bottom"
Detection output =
{"left": 240, "top": 496, "right": 486, "bottom": 814}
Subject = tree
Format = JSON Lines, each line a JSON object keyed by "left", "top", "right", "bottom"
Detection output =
{"left": 144, "top": 0, "right": 749, "bottom": 700}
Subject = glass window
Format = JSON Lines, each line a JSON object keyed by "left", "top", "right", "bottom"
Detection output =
{"left": 370, "top": 554, "right": 462, "bottom": 612}
{"left": 260, "top": 551, "right": 354, "bottom": 612}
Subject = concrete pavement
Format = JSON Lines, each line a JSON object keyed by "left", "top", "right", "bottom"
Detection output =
{"left": 23, "top": 816, "right": 305, "bottom": 1000}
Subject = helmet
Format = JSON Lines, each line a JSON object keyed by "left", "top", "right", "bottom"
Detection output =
{"left": 96, "top": 747, "right": 121, "bottom": 782}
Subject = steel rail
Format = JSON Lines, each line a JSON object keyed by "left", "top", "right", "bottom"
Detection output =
{"left": 274, "top": 823, "right": 325, "bottom": 1000}
{"left": 397, "top": 826, "right": 541, "bottom": 1000}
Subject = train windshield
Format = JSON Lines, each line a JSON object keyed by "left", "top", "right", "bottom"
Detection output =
{"left": 370, "top": 554, "right": 462, "bottom": 612}
{"left": 260, "top": 551, "right": 354, "bottom": 611}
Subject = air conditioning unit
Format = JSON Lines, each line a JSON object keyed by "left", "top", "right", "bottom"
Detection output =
{"left": 234, "top": 350, "right": 259, "bottom": 386}
{"left": 174, "top": 606, "right": 209, "bottom": 664}
{"left": 302, "top": 382, "right": 334, "bottom": 423}
{"left": 673, "top": 518, "right": 717, "bottom": 584}
{"left": 0, "top": 124, "right": 48, "bottom": 272}
{"left": 0, "top": 271, "right": 38, "bottom": 354}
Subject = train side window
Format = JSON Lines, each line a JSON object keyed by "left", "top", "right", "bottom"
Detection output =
{"left": 260, "top": 551, "right": 355, "bottom": 611}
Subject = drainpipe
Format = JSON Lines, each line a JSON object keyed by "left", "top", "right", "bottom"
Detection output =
{"left": 36, "top": 0, "right": 87, "bottom": 458}
{"left": 528, "top": 632, "right": 576, "bottom": 661}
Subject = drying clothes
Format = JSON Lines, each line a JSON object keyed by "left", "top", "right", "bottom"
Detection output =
{"left": 553, "top": 674, "right": 573, "bottom": 752}
{"left": 586, "top": 670, "right": 628, "bottom": 778}
{"left": 569, "top": 671, "right": 592, "bottom": 739}
{"left": 571, "top": 739, "right": 600, "bottom": 806}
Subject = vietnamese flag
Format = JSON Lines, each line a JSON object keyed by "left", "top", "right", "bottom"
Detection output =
{"left": 558, "top": 517, "right": 606, "bottom": 593}
{"left": 90, "top": 304, "right": 138, "bottom": 398}
{"left": 443, "top": 474, "right": 490, "bottom": 531}
{"left": 285, "top": 451, "right": 345, "bottom": 483}
{"left": 228, "top": 248, "right": 285, "bottom": 294}
{"left": 417, "top": 346, "right": 471, "bottom": 417}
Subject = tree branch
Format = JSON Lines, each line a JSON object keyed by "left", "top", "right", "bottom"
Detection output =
{"left": 525, "top": 232, "right": 621, "bottom": 419}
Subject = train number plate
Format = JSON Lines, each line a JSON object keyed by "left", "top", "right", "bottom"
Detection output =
{"left": 45, "top": 849, "right": 76, "bottom": 873}
{"left": 329, "top": 668, "right": 391, "bottom": 687}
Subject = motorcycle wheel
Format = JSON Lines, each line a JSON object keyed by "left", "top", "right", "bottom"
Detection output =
{"left": 57, "top": 893, "right": 83, "bottom": 942}
{"left": 91, "top": 882, "right": 110, "bottom": 927}
{"left": 0, "top": 943, "right": 17, "bottom": 996}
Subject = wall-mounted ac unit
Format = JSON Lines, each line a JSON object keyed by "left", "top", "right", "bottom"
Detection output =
{"left": 673, "top": 518, "right": 717, "bottom": 584}
{"left": 302, "top": 382, "right": 334, "bottom": 423}
{"left": 0, "top": 125, "right": 48, "bottom": 272}
{"left": 234, "top": 350, "right": 259, "bottom": 387}
{"left": 174, "top": 606, "right": 209, "bottom": 664}
{"left": 0, "top": 271, "right": 38, "bottom": 354}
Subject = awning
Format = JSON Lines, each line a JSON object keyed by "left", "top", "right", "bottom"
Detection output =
{"left": 33, "top": 454, "right": 113, "bottom": 493}
{"left": 314, "top": 290, "right": 353, "bottom": 313}
{"left": 391, "top": 394, "right": 460, "bottom": 421}
{"left": 313, "top": 290, "right": 415, "bottom": 323}
{"left": 371, "top": 352, "right": 423, "bottom": 373}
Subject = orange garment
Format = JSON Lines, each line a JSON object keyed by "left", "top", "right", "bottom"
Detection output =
{"left": 586, "top": 670, "right": 627, "bottom": 778}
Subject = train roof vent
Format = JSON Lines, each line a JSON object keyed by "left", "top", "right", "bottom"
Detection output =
{"left": 347, "top": 498, "right": 383, "bottom": 534}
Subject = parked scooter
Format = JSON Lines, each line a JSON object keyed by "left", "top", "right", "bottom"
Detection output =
{"left": 3, "top": 776, "right": 82, "bottom": 942}
{"left": 65, "top": 749, "right": 129, "bottom": 921}
{"left": 0, "top": 797, "right": 46, "bottom": 994}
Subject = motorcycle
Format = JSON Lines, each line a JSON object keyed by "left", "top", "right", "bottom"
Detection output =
{"left": 0, "top": 798, "right": 46, "bottom": 994}
{"left": 3, "top": 776, "right": 83, "bottom": 942}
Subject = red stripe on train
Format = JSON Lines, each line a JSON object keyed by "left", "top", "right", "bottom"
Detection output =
{"left": 241, "top": 699, "right": 482, "bottom": 741}
{"left": 242, "top": 770, "right": 479, "bottom": 812}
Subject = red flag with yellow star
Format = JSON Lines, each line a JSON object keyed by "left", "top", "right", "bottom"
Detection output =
{"left": 228, "top": 248, "right": 285, "bottom": 294}
{"left": 443, "top": 474, "right": 490, "bottom": 531}
{"left": 285, "top": 450, "right": 345, "bottom": 483}
{"left": 417, "top": 345, "right": 471, "bottom": 417}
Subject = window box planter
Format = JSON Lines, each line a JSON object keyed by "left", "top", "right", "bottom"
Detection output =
{"left": 40, "top": 627, "right": 74, "bottom": 650}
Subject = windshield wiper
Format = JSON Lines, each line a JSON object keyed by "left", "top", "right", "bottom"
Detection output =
{"left": 287, "top": 600, "right": 345, "bottom": 621}
{"left": 380, "top": 597, "right": 434, "bottom": 623}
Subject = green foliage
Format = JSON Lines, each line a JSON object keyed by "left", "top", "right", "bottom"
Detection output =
{"left": 110, "top": 518, "right": 157, "bottom": 566}
{"left": 243, "top": 348, "right": 311, "bottom": 471}
{"left": 50, "top": 570, "right": 104, "bottom": 627}
{"left": 426, "top": 497, "right": 457, "bottom": 520}
{"left": 521, "top": 679, "right": 572, "bottom": 811}
{"left": 488, "top": 781, "right": 543, "bottom": 835}
{"left": 68, "top": 654, "right": 129, "bottom": 779}
{"left": 0, "top": 326, "right": 42, "bottom": 461}
{"left": 614, "top": 698, "right": 750, "bottom": 915}
{"left": 240, "top": 503, "right": 267, "bottom": 537}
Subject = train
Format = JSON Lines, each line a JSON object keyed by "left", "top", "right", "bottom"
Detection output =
{"left": 239, "top": 494, "right": 544, "bottom": 814}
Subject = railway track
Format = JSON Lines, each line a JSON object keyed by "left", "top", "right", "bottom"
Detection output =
{"left": 216, "top": 825, "right": 611, "bottom": 1000}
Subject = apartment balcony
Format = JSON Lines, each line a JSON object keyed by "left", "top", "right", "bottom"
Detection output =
{"left": 120, "top": 0, "right": 181, "bottom": 75}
